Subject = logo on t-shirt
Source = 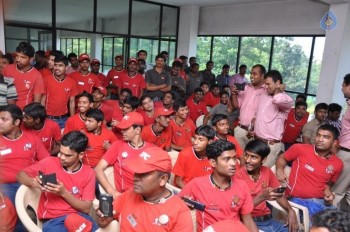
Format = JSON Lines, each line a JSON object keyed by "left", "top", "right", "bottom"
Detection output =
{"left": 153, "top": 214, "right": 169, "bottom": 226}
{"left": 231, "top": 195, "right": 240, "bottom": 208}
{"left": 121, "top": 152, "right": 128, "bottom": 159}
{"left": 204, "top": 166, "right": 212, "bottom": 172}
{"left": 42, "top": 138, "right": 49, "bottom": 142}
{"left": 64, "top": 88, "right": 71, "bottom": 92}
{"left": 71, "top": 186, "right": 80, "bottom": 195}
{"left": 88, "top": 78, "right": 94, "bottom": 84}
{"left": 326, "top": 165, "right": 334, "bottom": 174}
{"left": 23, "top": 143, "right": 32, "bottom": 151}
{"left": 24, "top": 80, "right": 32, "bottom": 89}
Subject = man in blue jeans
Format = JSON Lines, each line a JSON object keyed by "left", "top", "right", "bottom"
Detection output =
{"left": 17, "top": 131, "right": 98, "bottom": 231}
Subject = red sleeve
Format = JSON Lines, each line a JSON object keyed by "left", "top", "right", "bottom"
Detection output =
{"left": 35, "top": 136, "right": 50, "bottom": 160}
{"left": 52, "top": 122, "right": 62, "bottom": 142}
{"left": 102, "top": 141, "right": 120, "bottom": 165}
{"left": 284, "top": 144, "right": 301, "bottom": 161}
{"left": 238, "top": 181, "right": 254, "bottom": 215}
{"left": 63, "top": 116, "right": 74, "bottom": 135}
{"left": 229, "top": 137, "right": 243, "bottom": 157}
{"left": 33, "top": 74, "right": 45, "bottom": 94}
{"left": 69, "top": 77, "right": 79, "bottom": 97}
{"left": 172, "top": 150, "right": 187, "bottom": 177}
{"left": 81, "top": 169, "right": 96, "bottom": 201}
{"left": 139, "top": 77, "right": 147, "bottom": 89}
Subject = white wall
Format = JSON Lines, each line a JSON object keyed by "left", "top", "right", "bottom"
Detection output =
{"left": 198, "top": 0, "right": 328, "bottom": 35}
{"left": 0, "top": 0, "right": 6, "bottom": 53}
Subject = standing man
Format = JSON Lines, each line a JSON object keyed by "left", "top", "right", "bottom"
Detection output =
{"left": 216, "top": 64, "right": 231, "bottom": 88}
{"left": 332, "top": 73, "right": 350, "bottom": 210}
{"left": 253, "top": 70, "right": 293, "bottom": 167}
{"left": 324, "top": 103, "right": 342, "bottom": 134}
{"left": 106, "top": 54, "right": 126, "bottom": 99}
{"left": 199, "top": 60, "right": 216, "bottom": 87}
{"left": 186, "top": 87, "right": 208, "bottom": 123}
{"left": 231, "top": 64, "right": 267, "bottom": 150}
{"left": 170, "top": 60, "right": 186, "bottom": 97}
{"left": 91, "top": 58, "right": 109, "bottom": 87}
{"left": 118, "top": 58, "right": 146, "bottom": 98}
{"left": 0, "top": 54, "right": 17, "bottom": 105}
{"left": 3, "top": 42, "right": 44, "bottom": 109}
{"left": 229, "top": 64, "right": 248, "bottom": 86}
{"left": 70, "top": 53, "right": 100, "bottom": 94}
{"left": 16, "top": 131, "right": 98, "bottom": 231}
{"left": 184, "top": 56, "right": 196, "bottom": 74}
{"left": 145, "top": 54, "right": 171, "bottom": 102}
{"left": 42, "top": 54, "right": 78, "bottom": 129}
{"left": 186, "top": 62, "right": 203, "bottom": 98}
{"left": 66, "top": 53, "right": 80, "bottom": 74}
{"left": 137, "top": 49, "right": 153, "bottom": 72}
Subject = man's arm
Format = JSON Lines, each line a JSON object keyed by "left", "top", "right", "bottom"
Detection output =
{"left": 230, "top": 86, "right": 240, "bottom": 110}
{"left": 95, "top": 159, "right": 120, "bottom": 200}
{"left": 174, "top": 176, "right": 185, "bottom": 189}
{"left": 324, "top": 183, "right": 335, "bottom": 205}
{"left": 50, "top": 141, "right": 61, "bottom": 156}
{"left": 275, "top": 153, "right": 289, "bottom": 182}
{"left": 160, "top": 85, "right": 171, "bottom": 92}
{"left": 34, "top": 93, "right": 43, "bottom": 103}
{"left": 146, "top": 83, "right": 166, "bottom": 91}
{"left": 241, "top": 213, "right": 258, "bottom": 232}
{"left": 69, "top": 96, "right": 75, "bottom": 116}
{"left": 276, "top": 197, "right": 299, "bottom": 232}
{"left": 17, "top": 170, "right": 43, "bottom": 190}
{"left": 170, "top": 143, "right": 183, "bottom": 152}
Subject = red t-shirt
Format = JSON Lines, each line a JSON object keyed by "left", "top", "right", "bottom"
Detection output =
{"left": 106, "top": 68, "right": 127, "bottom": 94}
{"left": 63, "top": 113, "right": 86, "bottom": 135}
{"left": 203, "top": 92, "right": 214, "bottom": 106}
{"left": 96, "top": 73, "right": 109, "bottom": 87}
{"left": 40, "top": 68, "right": 52, "bottom": 78}
{"left": 102, "top": 140, "right": 155, "bottom": 192}
{"left": 214, "top": 135, "right": 243, "bottom": 158}
{"left": 281, "top": 108, "right": 309, "bottom": 143}
{"left": 0, "top": 131, "right": 50, "bottom": 183}
{"left": 21, "top": 119, "right": 62, "bottom": 152}
{"left": 172, "top": 147, "right": 213, "bottom": 185}
{"left": 137, "top": 108, "right": 156, "bottom": 126}
{"left": 118, "top": 72, "right": 146, "bottom": 98}
{"left": 3, "top": 64, "right": 44, "bottom": 109}
{"left": 169, "top": 118, "right": 196, "bottom": 148}
{"left": 82, "top": 128, "right": 117, "bottom": 168}
{"left": 285, "top": 144, "right": 343, "bottom": 198}
{"left": 0, "top": 194, "right": 17, "bottom": 231}
{"left": 23, "top": 157, "right": 95, "bottom": 219}
{"left": 179, "top": 175, "right": 253, "bottom": 232}
{"left": 141, "top": 125, "right": 172, "bottom": 150}
{"left": 154, "top": 101, "right": 173, "bottom": 112}
{"left": 186, "top": 99, "right": 208, "bottom": 123}
{"left": 70, "top": 71, "right": 100, "bottom": 94}
{"left": 96, "top": 103, "right": 114, "bottom": 123}
{"left": 207, "top": 95, "right": 220, "bottom": 108}
{"left": 113, "top": 189, "right": 193, "bottom": 232}
{"left": 43, "top": 74, "right": 78, "bottom": 116}
{"left": 235, "top": 166, "right": 280, "bottom": 217}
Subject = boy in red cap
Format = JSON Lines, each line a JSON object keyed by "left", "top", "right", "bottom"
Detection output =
{"left": 96, "top": 147, "right": 193, "bottom": 231}
{"left": 91, "top": 86, "right": 114, "bottom": 123}
{"left": 70, "top": 53, "right": 100, "bottom": 94}
{"left": 117, "top": 58, "right": 146, "bottom": 98}
{"left": 91, "top": 58, "right": 109, "bottom": 88}
{"left": 141, "top": 107, "right": 174, "bottom": 151}
{"left": 95, "top": 112, "right": 155, "bottom": 199}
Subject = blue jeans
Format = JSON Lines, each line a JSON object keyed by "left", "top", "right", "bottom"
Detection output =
{"left": 43, "top": 212, "right": 98, "bottom": 232}
{"left": 256, "top": 219, "right": 288, "bottom": 232}
{"left": 289, "top": 197, "right": 336, "bottom": 217}
{"left": 48, "top": 116, "right": 68, "bottom": 129}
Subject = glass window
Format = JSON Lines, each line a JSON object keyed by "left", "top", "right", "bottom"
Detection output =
{"left": 161, "top": 41, "right": 176, "bottom": 64}
{"left": 240, "top": 36, "right": 272, "bottom": 74}
{"left": 102, "top": 37, "right": 126, "bottom": 73}
{"left": 3, "top": 0, "right": 52, "bottom": 25}
{"left": 97, "top": 0, "right": 129, "bottom": 35}
{"left": 130, "top": 38, "right": 159, "bottom": 64}
{"left": 196, "top": 36, "right": 212, "bottom": 71}
{"left": 212, "top": 37, "right": 239, "bottom": 75}
{"left": 272, "top": 37, "right": 313, "bottom": 93}
{"left": 308, "top": 37, "right": 325, "bottom": 95}
{"left": 56, "top": 0, "right": 94, "bottom": 31}
{"left": 57, "top": 31, "right": 92, "bottom": 56}
{"left": 131, "top": 1, "right": 160, "bottom": 38}
{"left": 161, "top": 7, "right": 178, "bottom": 40}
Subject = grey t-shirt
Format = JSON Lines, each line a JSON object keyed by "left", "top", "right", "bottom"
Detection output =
{"left": 145, "top": 68, "right": 171, "bottom": 101}
{"left": 210, "top": 103, "right": 239, "bottom": 125}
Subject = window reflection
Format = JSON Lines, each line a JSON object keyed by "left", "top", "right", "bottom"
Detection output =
{"left": 131, "top": 1, "right": 160, "bottom": 37}
{"left": 97, "top": 0, "right": 129, "bottom": 35}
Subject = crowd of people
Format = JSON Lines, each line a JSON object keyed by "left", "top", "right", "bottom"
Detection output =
{"left": 0, "top": 41, "right": 350, "bottom": 232}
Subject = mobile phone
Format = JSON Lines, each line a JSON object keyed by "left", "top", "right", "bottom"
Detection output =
{"left": 99, "top": 194, "right": 113, "bottom": 217}
{"left": 39, "top": 171, "right": 57, "bottom": 186}
{"left": 274, "top": 187, "right": 287, "bottom": 193}
{"left": 234, "top": 83, "right": 245, "bottom": 91}
{"left": 183, "top": 198, "right": 206, "bottom": 211}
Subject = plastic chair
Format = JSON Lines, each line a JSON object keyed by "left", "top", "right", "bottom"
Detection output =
{"left": 168, "top": 150, "right": 179, "bottom": 185}
{"left": 196, "top": 115, "right": 205, "bottom": 127}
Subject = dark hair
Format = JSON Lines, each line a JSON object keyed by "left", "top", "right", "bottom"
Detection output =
{"left": 49, "top": 50, "right": 63, "bottom": 58}
{"left": 2, "top": 53, "right": 14, "bottom": 64}
{"left": 164, "top": 91, "right": 176, "bottom": 101}
{"left": 67, "top": 53, "right": 77, "bottom": 59}
{"left": 61, "top": 131, "right": 88, "bottom": 153}
{"left": 200, "top": 81, "right": 210, "bottom": 87}
{"left": 315, "top": 103, "right": 328, "bottom": 112}
{"left": 179, "top": 55, "right": 188, "bottom": 60}
{"left": 85, "top": 108, "right": 104, "bottom": 122}
{"left": 23, "top": 103, "right": 46, "bottom": 122}
{"left": 120, "top": 88, "right": 132, "bottom": 96}
{"left": 252, "top": 64, "right": 266, "bottom": 75}
{"left": 155, "top": 54, "right": 165, "bottom": 61}
{"left": 195, "top": 125, "right": 215, "bottom": 140}
{"left": 222, "top": 84, "right": 230, "bottom": 90}
{"left": 206, "top": 61, "right": 214, "bottom": 66}
{"left": 137, "top": 50, "right": 147, "bottom": 57}
{"left": 328, "top": 103, "right": 342, "bottom": 113}
{"left": 0, "top": 104, "right": 23, "bottom": 124}
{"left": 173, "top": 100, "right": 187, "bottom": 112}
{"left": 211, "top": 84, "right": 220, "bottom": 90}
{"left": 264, "top": 70, "right": 283, "bottom": 84}
{"left": 190, "top": 63, "right": 199, "bottom": 68}
{"left": 189, "top": 57, "right": 196, "bottom": 62}
{"left": 318, "top": 124, "right": 339, "bottom": 140}
{"left": 295, "top": 100, "right": 307, "bottom": 109}
{"left": 78, "top": 91, "right": 93, "bottom": 103}
{"left": 211, "top": 114, "right": 227, "bottom": 126}
{"left": 245, "top": 139, "right": 271, "bottom": 159}
{"left": 312, "top": 209, "right": 350, "bottom": 232}
{"left": 343, "top": 73, "right": 350, "bottom": 86}
{"left": 194, "top": 87, "right": 204, "bottom": 94}
{"left": 54, "top": 54, "right": 69, "bottom": 66}
{"left": 239, "top": 64, "right": 247, "bottom": 69}
{"left": 140, "top": 95, "right": 152, "bottom": 105}
{"left": 123, "top": 96, "right": 139, "bottom": 110}
{"left": 160, "top": 51, "right": 168, "bottom": 55}
{"left": 206, "top": 140, "right": 235, "bottom": 161}
{"left": 220, "top": 91, "right": 229, "bottom": 97}
{"left": 16, "top": 42, "right": 35, "bottom": 57}
{"left": 172, "top": 61, "right": 182, "bottom": 68}
{"left": 222, "top": 64, "right": 230, "bottom": 69}
{"left": 296, "top": 94, "right": 307, "bottom": 102}
{"left": 137, "top": 59, "right": 145, "bottom": 65}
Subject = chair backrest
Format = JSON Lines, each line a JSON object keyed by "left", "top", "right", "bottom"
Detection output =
{"left": 196, "top": 115, "right": 205, "bottom": 127}
{"left": 98, "top": 166, "right": 116, "bottom": 194}
{"left": 15, "top": 185, "right": 43, "bottom": 232}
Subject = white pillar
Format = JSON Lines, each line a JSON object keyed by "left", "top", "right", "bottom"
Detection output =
{"left": 316, "top": 3, "right": 350, "bottom": 104}
{"left": 0, "top": 0, "right": 6, "bottom": 53}
{"left": 177, "top": 6, "right": 199, "bottom": 58}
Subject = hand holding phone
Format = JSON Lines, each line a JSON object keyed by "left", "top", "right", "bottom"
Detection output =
{"left": 234, "top": 83, "right": 245, "bottom": 91}
{"left": 99, "top": 194, "right": 113, "bottom": 217}
{"left": 183, "top": 198, "right": 206, "bottom": 211}
{"left": 39, "top": 171, "right": 57, "bottom": 186}
{"left": 273, "top": 187, "right": 287, "bottom": 193}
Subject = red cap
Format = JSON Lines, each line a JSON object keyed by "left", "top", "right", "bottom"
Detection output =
{"left": 115, "top": 54, "right": 123, "bottom": 59}
{"left": 79, "top": 53, "right": 90, "bottom": 62}
{"left": 174, "top": 58, "right": 183, "bottom": 63}
{"left": 203, "top": 220, "right": 248, "bottom": 232}
{"left": 116, "top": 112, "right": 144, "bottom": 129}
{"left": 154, "top": 107, "right": 174, "bottom": 118}
{"left": 125, "top": 147, "right": 172, "bottom": 173}
{"left": 128, "top": 58, "right": 138, "bottom": 64}
{"left": 93, "top": 86, "right": 107, "bottom": 96}
{"left": 91, "top": 59, "right": 100, "bottom": 65}
{"left": 64, "top": 213, "right": 93, "bottom": 232}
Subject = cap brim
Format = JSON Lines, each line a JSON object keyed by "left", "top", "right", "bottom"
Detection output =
{"left": 116, "top": 121, "right": 133, "bottom": 129}
{"left": 125, "top": 159, "right": 153, "bottom": 174}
